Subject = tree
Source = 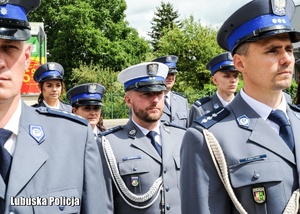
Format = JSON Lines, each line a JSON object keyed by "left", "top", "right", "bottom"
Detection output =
{"left": 28, "top": 0, "right": 151, "bottom": 88}
{"left": 154, "top": 16, "right": 224, "bottom": 104}
{"left": 148, "top": 1, "right": 181, "bottom": 51}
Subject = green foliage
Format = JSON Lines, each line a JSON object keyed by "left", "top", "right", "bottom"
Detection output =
{"left": 69, "top": 63, "right": 129, "bottom": 119}
{"left": 285, "top": 79, "right": 298, "bottom": 104}
{"left": 28, "top": 0, "right": 150, "bottom": 89}
{"left": 154, "top": 16, "right": 224, "bottom": 104}
{"left": 148, "top": 1, "right": 181, "bottom": 51}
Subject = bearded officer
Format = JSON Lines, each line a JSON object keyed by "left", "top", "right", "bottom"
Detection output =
{"left": 152, "top": 55, "right": 189, "bottom": 128}
{"left": 98, "top": 62, "right": 186, "bottom": 213}
{"left": 180, "top": 0, "right": 300, "bottom": 213}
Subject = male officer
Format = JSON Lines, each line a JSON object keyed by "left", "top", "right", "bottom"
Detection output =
{"left": 0, "top": 1, "right": 108, "bottom": 213}
{"left": 152, "top": 55, "right": 189, "bottom": 128}
{"left": 32, "top": 62, "right": 72, "bottom": 112}
{"left": 98, "top": 62, "right": 186, "bottom": 213}
{"left": 180, "top": 0, "right": 300, "bottom": 213}
{"left": 188, "top": 52, "right": 239, "bottom": 126}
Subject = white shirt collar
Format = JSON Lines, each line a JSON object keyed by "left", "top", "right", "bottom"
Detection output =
{"left": 131, "top": 119, "right": 160, "bottom": 136}
{"left": 43, "top": 100, "right": 60, "bottom": 109}
{"left": 240, "top": 89, "right": 287, "bottom": 120}
{"left": 4, "top": 99, "right": 21, "bottom": 135}
{"left": 216, "top": 91, "right": 234, "bottom": 106}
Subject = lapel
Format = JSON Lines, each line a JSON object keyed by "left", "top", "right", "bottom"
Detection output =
{"left": 211, "top": 93, "right": 224, "bottom": 109}
{"left": 160, "top": 124, "right": 176, "bottom": 160}
{"left": 229, "top": 93, "right": 295, "bottom": 165}
{"left": 126, "top": 120, "right": 161, "bottom": 163}
{"left": 288, "top": 105, "right": 300, "bottom": 181}
{"left": 6, "top": 103, "right": 48, "bottom": 197}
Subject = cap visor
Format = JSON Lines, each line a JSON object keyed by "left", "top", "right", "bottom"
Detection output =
{"left": 0, "top": 28, "right": 30, "bottom": 41}
{"left": 134, "top": 85, "right": 166, "bottom": 92}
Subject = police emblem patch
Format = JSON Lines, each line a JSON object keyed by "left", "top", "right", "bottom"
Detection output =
{"left": 237, "top": 115, "right": 250, "bottom": 127}
{"left": 29, "top": 125, "right": 45, "bottom": 144}
{"left": 147, "top": 64, "right": 158, "bottom": 76}
{"left": 271, "top": 0, "right": 286, "bottom": 16}
{"left": 252, "top": 186, "right": 267, "bottom": 204}
{"left": 131, "top": 176, "right": 139, "bottom": 187}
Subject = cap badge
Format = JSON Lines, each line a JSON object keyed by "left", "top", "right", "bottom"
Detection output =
{"left": 166, "top": 56, "right": 172, "bottom": 62}
{"left": 88, "top": 84, "right": 97, "bottom": 93}
{"left": 29, "top": 125, "right": 45, "bottom": 144}
{"left": 252, "top": 186, "right": 267, "bottom": 204}
{"left": 0, "top": 0, "right": 8, "bottom": 5}
{"left": 272, "top": 0, "right": 286, "bottom": 16}
{"left": 147, "top": 64, "right": 158, "bottom": 76}
{"left": 48, "top": 63, "right": 56, "bottom": 71}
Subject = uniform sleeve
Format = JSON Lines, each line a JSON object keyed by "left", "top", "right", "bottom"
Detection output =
{"left": 180, "top": 127, "right": 231, "bottom": 213}
{"left": 80, "top": 128, "right": 109, "bottom": 214}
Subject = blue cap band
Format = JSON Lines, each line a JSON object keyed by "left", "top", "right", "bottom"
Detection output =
{"left": 210, "top": 60, "right": 234, "bottom": 75}
{"left": 227, "top": 14, "right": 291, "bottom": 52}
{"left": 71, "top": 93, "right": 102, "bottom": 104}
{"left": 164, "top": 62, "right": 176, "bottom": 68}
{"left": 124, "top": 76, "right": 165, "bottom": 89}
{"left": 0, "top": 5, "right": 27, "bottom": 21}
{"left": 38, "top": 70, "right": 62, "bottom": 82}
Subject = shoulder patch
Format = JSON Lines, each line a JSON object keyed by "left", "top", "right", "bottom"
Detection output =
{"left": 193, "top": 97, "right": 211, "bottom": 107}
{"left": 194, "top": 107, "right": 230, "bottom": 129}
{"left": 172, "top": 91, "right": 187, "bottom": 99}
{"left": 98, "top": 125, "right": 124, "bottom": 137}
{"left": 163, "top": 121, "right": 186, "bottom": 130}
{"left": 35, "top": 107, "right": 88, "bottom": 125}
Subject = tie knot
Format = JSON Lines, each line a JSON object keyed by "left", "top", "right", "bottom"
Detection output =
{"left": 0, "top": 128, "right": 12, "bottom": 147}
{"left": 147, "top": 131, "right": 157, "bottom": 139}
{"left": 268, "top": 110, "right": 289, "bottom": 127}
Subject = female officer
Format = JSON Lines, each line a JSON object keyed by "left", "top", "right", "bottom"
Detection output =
{"left": 32, "top": 62, "right": 72, "bottom": 112}
{"left": 67, "top": 83, "right": 106, "bottom": 135}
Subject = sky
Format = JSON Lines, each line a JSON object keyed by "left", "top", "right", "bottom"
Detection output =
{"left": 125, "top": 0, "right": 300, "bottom": 39}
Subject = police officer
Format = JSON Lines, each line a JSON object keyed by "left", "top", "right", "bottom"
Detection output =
{"left": 32, "top": 62, "right": 72, "bottom": 112}
{"left": 0, "top": 1, "right": 108, "bottom": 213}
{"left": 188, "top": 52, "right": 239, "bottom": 126}
{"left": 152, "top": 55, "right": 189, "bottom": 128}
{"left": 98, "top": 62, "right": 186, "bottom": 213}
{"left": 67, "top": 83, "right": 106, "bottom": 135}
{"left": 180, "top": 0, "right": 300, "bottom": 213}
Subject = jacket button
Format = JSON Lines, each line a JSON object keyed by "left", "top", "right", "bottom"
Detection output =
{"left": 166, "top": 205, "right": 171, "bottom": 210}
{"left": 165, "top": 186, "right": 169, "bottom": 192}
{"left": 59, "top": 206, "right": 65, "bottom": 211}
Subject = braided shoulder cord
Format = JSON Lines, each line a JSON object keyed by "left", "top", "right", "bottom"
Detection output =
{"left": 102, "top": 136, "right": 163, "bottom": 209}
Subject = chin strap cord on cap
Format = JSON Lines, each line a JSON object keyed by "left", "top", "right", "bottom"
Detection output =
{"left": 203, "top": 129, "right": 299, "bottom": 214}
{"left": 102, "top": 136, "right": 163, "bottom": 209}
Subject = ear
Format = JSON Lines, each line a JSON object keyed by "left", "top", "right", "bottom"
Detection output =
{"left": 24, "top": 44, "right": 31, "bottom": 70}
{"left": 124, "top": 92, "right": 133, "bottom": 108}
{"left": 233, "top": 54, "right": 245, "bottom": 72}
{"left": 72, "top": 107, "right": 77, "bottom": 114}
{"left": 211, "top": 75, "right": 218, "bottom": 85}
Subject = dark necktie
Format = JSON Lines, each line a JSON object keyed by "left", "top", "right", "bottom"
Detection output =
{"left": 164, "top": 95, "right": 171, "bottom": 111}
{"left": 268, "top": 110, "right": 294, "bottom": 151}
{"left": 147, "top": 131, "right": 162, "bottom": 156}
{"left": 0, "top": 128, "right": 13, "bottom": 185}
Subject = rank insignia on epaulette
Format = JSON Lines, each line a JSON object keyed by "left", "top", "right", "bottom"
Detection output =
{"left": 195, "top": 107, "right": 230, "bottom": 129}
{"left": 29, "top": 125, "right": 45, "bottom": 144}
{"left": 252, "top": 186, "right": 267, "bottom": 204}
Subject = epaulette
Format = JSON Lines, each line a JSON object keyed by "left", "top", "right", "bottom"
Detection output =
{"left": 193, "top": 97, "right": 211, "bottom": 107}
{"left": 194, "top": 107, "right": 230, "bottom": 129}
{"left": 36, "top": 107, "right": 88, "bottom": 125}
{"left": 172, "top": 91, "right": 187, "bottom": 99}
{"left": 98, "top": 125, "right": 124, "bottom": 137}
{"left": 31, "top": 103, "right": 39, "bottom": 108}
{"left": 162, "top": 121, "right": 186, "bottom": 130}
{"left": 288, "top": 103, "right": 300, "bottom": 112}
